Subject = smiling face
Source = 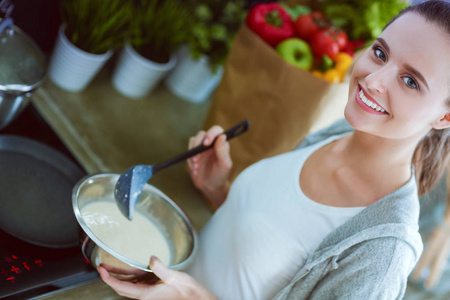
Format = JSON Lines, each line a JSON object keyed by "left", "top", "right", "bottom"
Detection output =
{"left": 344, "top": 12, "right": 450, "bottom": 141}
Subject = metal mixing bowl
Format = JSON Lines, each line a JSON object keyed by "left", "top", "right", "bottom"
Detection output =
{"left": 72, "top": 173, "right": 197, "bottom": 282}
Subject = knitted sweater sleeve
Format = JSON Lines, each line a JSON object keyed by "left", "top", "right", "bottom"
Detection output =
{"left": 306, "top": 238, "right": 418, "bottom": 300}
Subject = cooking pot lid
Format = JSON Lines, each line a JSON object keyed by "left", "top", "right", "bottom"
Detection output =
{"left": 0, "top": 21, "right": 46, "bottom": 93}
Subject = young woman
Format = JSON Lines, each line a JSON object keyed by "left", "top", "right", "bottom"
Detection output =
{"left": 98, "top": 1, "right": 450, "bottom": 299}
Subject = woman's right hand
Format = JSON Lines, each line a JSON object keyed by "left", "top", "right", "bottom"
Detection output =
{"left": 187, "top": 125, "right": 232, "bottom": 210}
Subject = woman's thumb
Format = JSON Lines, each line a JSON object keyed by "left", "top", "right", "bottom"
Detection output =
{"left": 149, "top": 256, "right": 174, "bottom": 282}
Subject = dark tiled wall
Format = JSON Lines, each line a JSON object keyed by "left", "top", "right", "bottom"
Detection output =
{"left": 11, "top": 0, "right": 61, "bottom": 55}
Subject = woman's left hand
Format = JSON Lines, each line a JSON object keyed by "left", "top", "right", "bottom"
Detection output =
{"left": 98, "top": 256, "right": 217, "bottom": 300}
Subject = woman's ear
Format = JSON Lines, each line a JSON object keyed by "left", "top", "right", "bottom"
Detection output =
{"left": 431, "top": 113, "right": 450, "bottom": 130}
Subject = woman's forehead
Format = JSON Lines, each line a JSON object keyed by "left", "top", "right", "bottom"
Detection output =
{"left": 381, "top": 12, "right": 450, "bottom": 86}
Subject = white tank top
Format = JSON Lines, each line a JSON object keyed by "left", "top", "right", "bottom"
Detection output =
{"left": 186, "top": 134, "right": 366, "bottom": 300}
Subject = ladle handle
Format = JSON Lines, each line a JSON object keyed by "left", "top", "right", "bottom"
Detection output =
{"left": 153, "top": 120, "right": 250, "bottom": 173}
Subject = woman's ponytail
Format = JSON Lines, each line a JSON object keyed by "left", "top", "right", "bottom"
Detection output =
{"left": 414, "top": 128, "right": 450, "bottom": 195}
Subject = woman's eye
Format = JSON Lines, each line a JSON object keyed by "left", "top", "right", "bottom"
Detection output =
{"left": 374, "top": 47, "right": 386, "bottom": 62}
{"left": 403, "top": 77, "right": 418, "bottom": 89}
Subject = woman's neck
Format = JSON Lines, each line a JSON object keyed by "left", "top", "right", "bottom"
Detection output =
{"left": 299, "top": 130, "right": 423, "bottom": 207}
{"left": 336, "top": 130, "right": 421, "bottom": 183}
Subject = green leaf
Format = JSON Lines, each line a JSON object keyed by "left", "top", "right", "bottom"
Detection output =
{"left": 184, "top": 0, "right": 246, "bottom": 71}
{"left": 323, "top": 0, "right": 407, "bottom": 41}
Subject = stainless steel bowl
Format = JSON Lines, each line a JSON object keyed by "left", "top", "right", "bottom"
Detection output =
{"left": 72, "top": 173, "right": 197, "bottom": 282}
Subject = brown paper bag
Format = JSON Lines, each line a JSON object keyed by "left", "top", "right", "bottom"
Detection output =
{"left": 204, "top": 24, "right": 349, "bottom": 180}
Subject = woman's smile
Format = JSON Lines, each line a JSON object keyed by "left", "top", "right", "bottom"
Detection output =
{"left": 355, "top": 85, "right": 389, "bottom": 115}
{"left": 344, "top": 9, "right": 450, "bottom": 141}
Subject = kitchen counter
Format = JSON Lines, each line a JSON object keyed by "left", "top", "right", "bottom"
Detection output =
{"left": 31, "top": 64, "right": 214, "bottom": 299}
{"left": 28, "top": 64, "right": 445, "bottom": 300}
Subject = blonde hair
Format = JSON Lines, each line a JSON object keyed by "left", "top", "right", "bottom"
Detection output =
{"left": 414, "top": 128, "right": 450, "bottom": 195}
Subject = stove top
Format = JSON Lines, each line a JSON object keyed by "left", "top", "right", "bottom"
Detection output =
{"left": 0, "top": 104, "right": 98, "bottom": 299}
{"left": 0, "top": 229, "right": 97, "bottom": 299}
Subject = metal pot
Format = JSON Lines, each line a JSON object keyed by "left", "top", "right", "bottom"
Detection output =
{"left": 72, "top": 173, "right": 198, "bottom": 282}
{"left": 0, "top": 16, "right": 46, "bottom": 130}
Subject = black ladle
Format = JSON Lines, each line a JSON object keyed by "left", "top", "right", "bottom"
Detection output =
{"left": 114, "top": 120, "right": 250, "bottom": 220}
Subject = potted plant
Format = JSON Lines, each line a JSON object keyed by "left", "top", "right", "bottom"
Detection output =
{"left": 48, "top": 0, "right": 134, "bottom": 92}
{"left": 111, "top": 0, "right": 192, "bottom": 99}
{"left": 165, "top": 0, "right": 247, "bottom": 103}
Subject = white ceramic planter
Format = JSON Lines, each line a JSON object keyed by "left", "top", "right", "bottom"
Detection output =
{"left": 48, "top": 26, "right": 113, "bottom": 92}
{"left": 165, "top": 47, "right": 223, "bottom": 103}
{"left": 112, "top": 45, "right": 177, "bottom": 99}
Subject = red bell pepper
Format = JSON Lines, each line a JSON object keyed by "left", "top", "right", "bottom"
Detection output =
{"left": 246, "top": 3, "right": 295, "bottom": 47}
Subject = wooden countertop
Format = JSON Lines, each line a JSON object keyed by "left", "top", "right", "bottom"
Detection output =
{"left": 31, "top": 66, "right": 214, "bottom": 299}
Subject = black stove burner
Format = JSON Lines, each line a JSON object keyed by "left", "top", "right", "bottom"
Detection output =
{"left": 0, "top": 228, "right": 97, "bottom": 299}
{"left": 0, "top": 104, "right": 98, "bottom": 299}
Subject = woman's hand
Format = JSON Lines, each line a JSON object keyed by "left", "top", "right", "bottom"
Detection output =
{"left": 411, "top": 224, "right": 450, "bottom": 290}
{"left": 187, "top": 125, "right": 232, "bottom": 210}
{"left": 98, "top": 256, "right": 217, "bottom": 300}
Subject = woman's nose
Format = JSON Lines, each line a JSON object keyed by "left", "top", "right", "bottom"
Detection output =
{"left": 364, "top": 66, "right": 394, "bottom": 94}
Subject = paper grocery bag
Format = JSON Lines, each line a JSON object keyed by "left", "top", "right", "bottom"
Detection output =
{"left": 203, "top": 24, "right": 349, "bottom": 180}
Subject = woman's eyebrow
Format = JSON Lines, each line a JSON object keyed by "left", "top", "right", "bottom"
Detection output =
{"left": 376, "top": 38, "right": 390, "bottom": 53}
{"left": 376, "top": 37, "right": 429, "bottom": 91}
{"left": 403, "top": 64, "right": 429, "bottom": 91}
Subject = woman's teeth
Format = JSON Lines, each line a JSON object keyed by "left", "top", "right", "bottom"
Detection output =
{"left": 359, "top": 90, "right": 385, "bottom": 112}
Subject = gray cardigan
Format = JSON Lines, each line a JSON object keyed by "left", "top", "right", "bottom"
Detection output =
{"left": 274, "top": 119, "right": 424, "bottom": 299}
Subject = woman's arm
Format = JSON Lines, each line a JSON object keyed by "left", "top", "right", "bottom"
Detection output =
{"left": 296, "top": 238, "right": 416, "bottom": 300}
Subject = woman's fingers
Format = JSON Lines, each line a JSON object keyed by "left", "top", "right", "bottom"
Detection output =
{"left": 215, "top": 134, "right": 232, "bottom": 170}
{"left": 188, "top": 130, "right": 206, "bottom": 173}
{"left": 189, "top": 130, "right": 206, "bottom": 150}
{"left": 98, "top": 266, "right": 148, "bottom": 299}
{"left": 187, "top": 126, "right": 225, "bottom": 174}
{"left": 203, "top": 126, "right": 225, "bottom": 146}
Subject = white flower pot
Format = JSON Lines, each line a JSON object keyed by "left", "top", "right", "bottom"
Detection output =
{"left": 165, "top": 47, "right": 223, "bottom": 103}
{"left": 112, "top": 45, "right": 177, "bottom": 99}
{"left": 48, "top": 26, "right": 113, "bottom": 92}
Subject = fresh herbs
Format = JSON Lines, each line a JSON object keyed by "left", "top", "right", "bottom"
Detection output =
{"left": 61, "top": 0, "right": 134, "bottom": 54}
{"left": 130, "top": 0, "right": 192, "bottom": 64}
{"left": 60, "top": 0, "right": 247, "bottom": 68}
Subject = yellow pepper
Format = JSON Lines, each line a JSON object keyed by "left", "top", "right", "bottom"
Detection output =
{"left": 334, "top": 52, "right": 353, "bottom": 79}
{"left": 312, "top": 70, "right": 323, "bottom": 79}
{"left": 312, "top": 52, "right": 353, "bottom": 83}
{"left": 323, "top": 69, "right": 341, "bottom": 83}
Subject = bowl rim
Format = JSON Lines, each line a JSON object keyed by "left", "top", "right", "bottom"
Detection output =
{"left": 72, "top": 172, "right": 198, "bottom": 272}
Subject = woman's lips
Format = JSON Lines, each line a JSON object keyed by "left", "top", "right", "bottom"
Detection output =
{"left": 355, "top": 86, "right": 389, "bottom": 115}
